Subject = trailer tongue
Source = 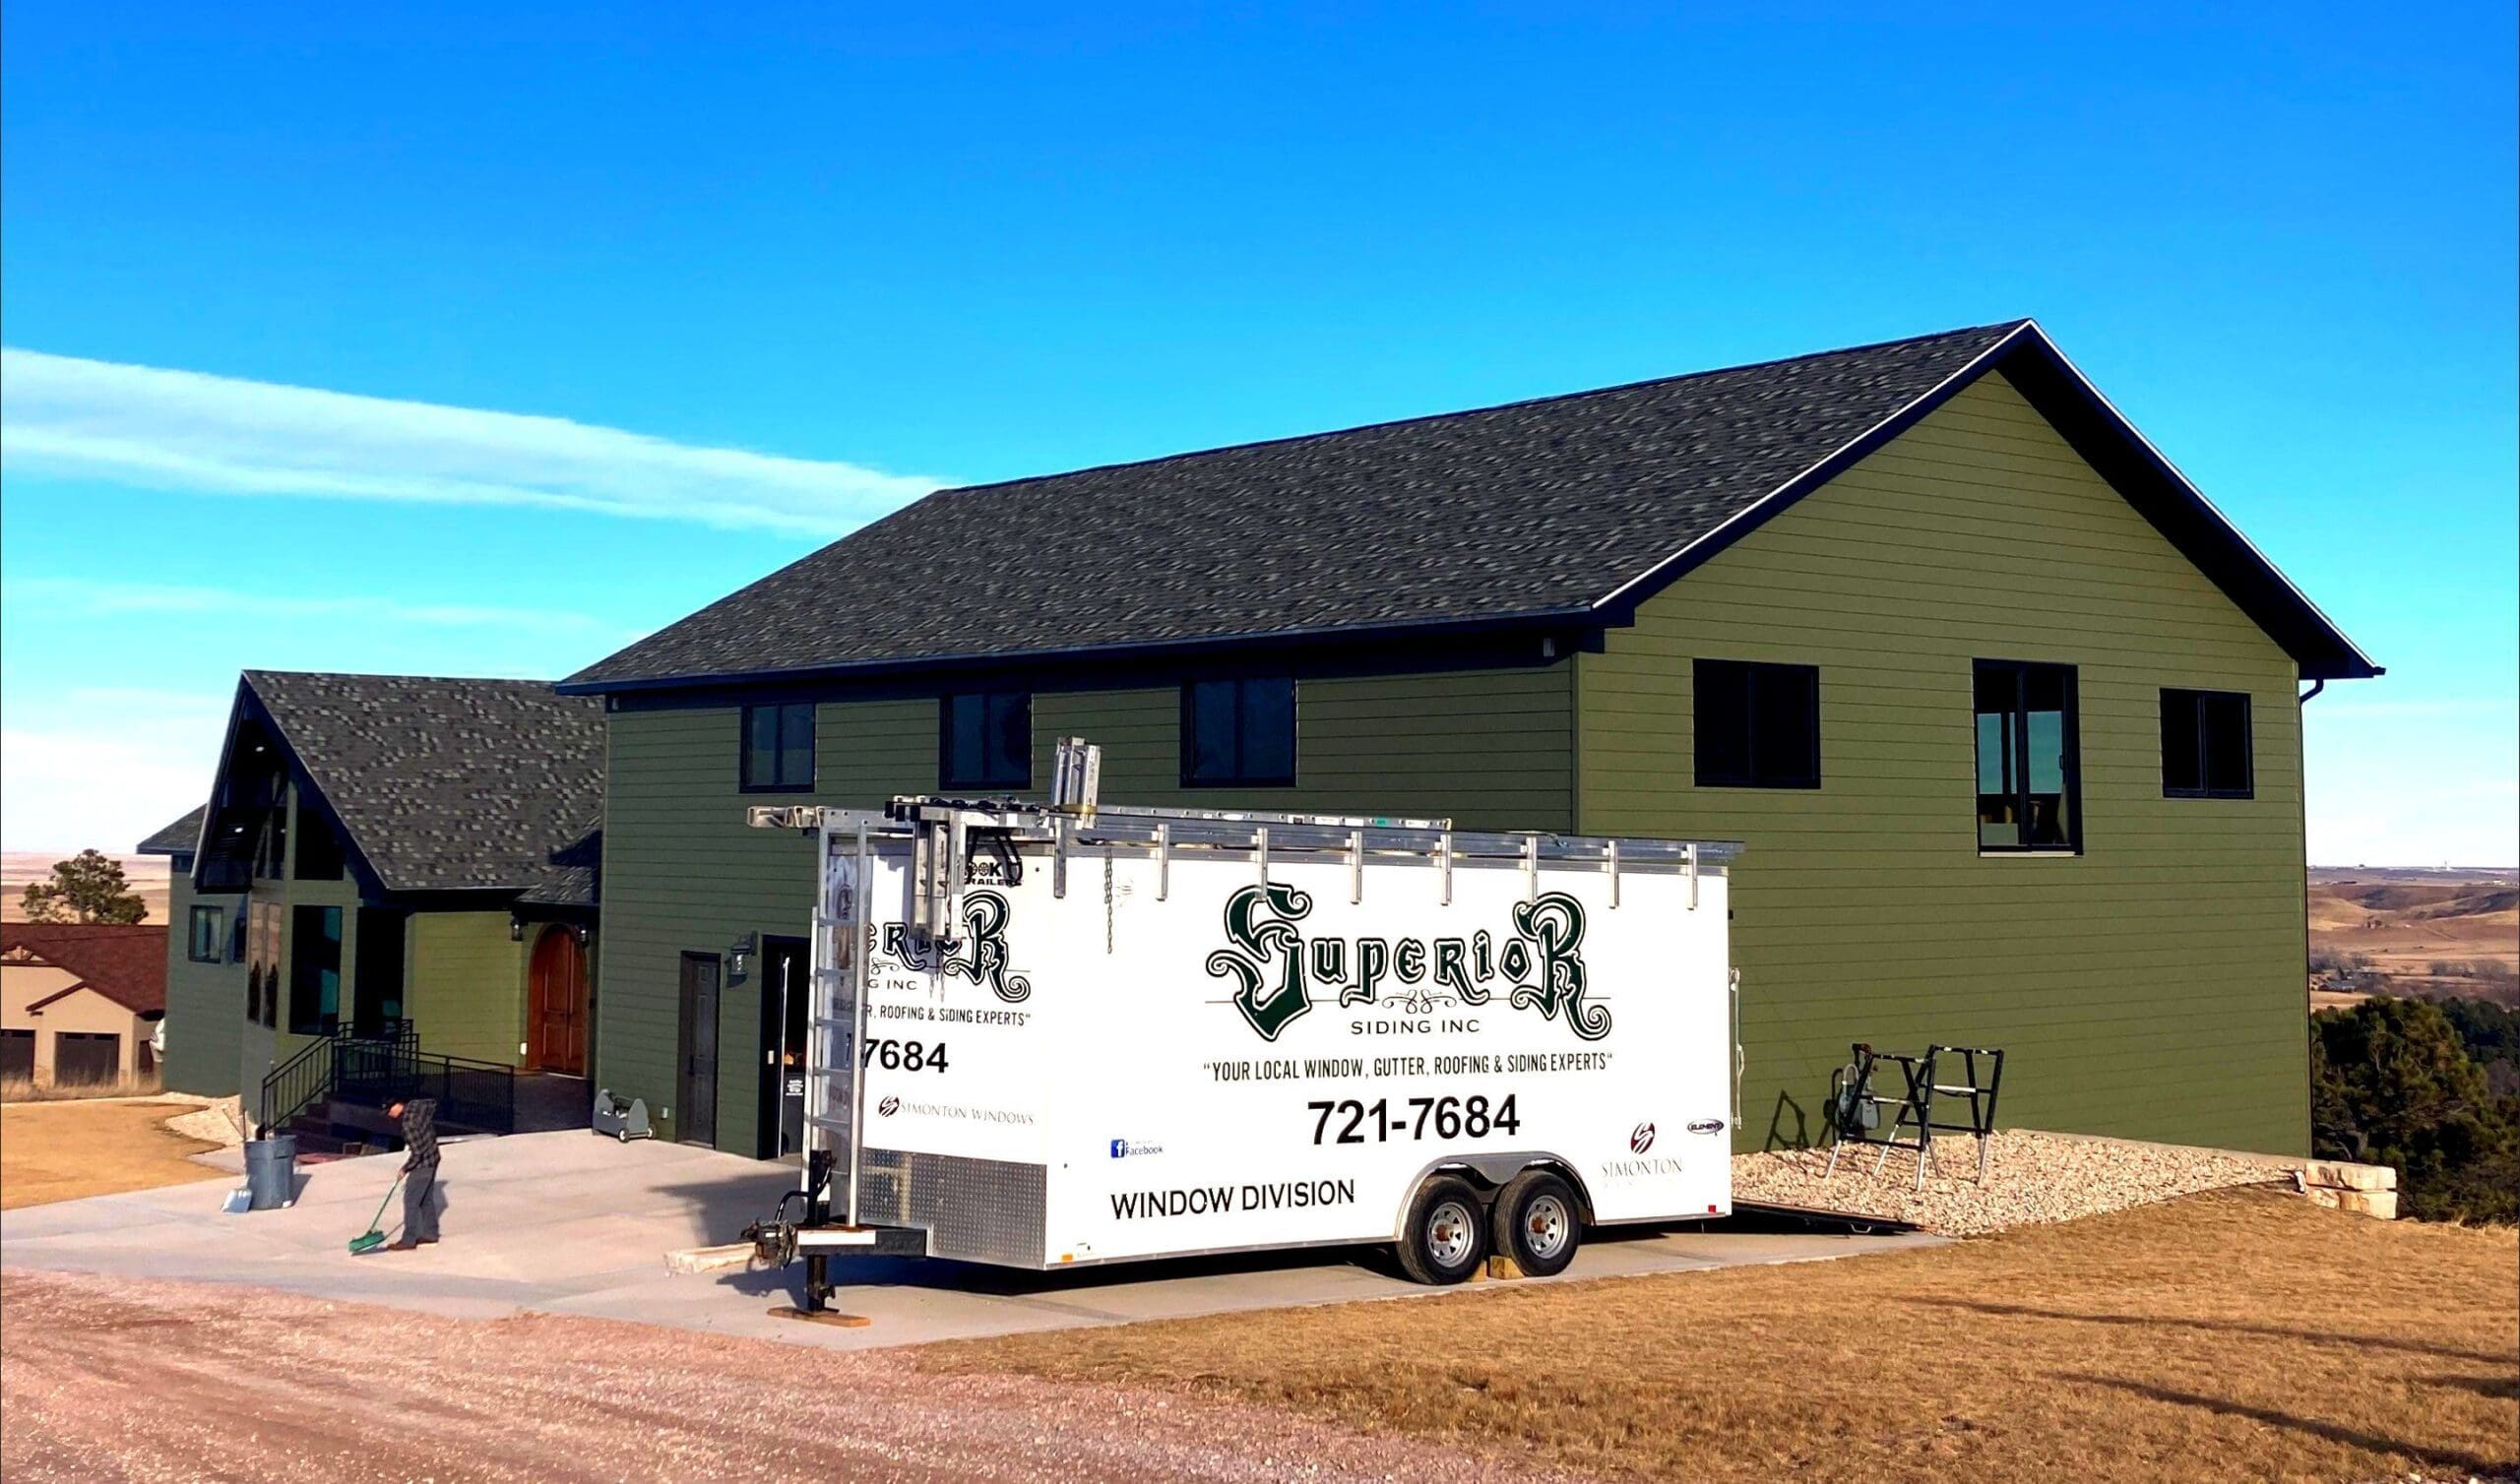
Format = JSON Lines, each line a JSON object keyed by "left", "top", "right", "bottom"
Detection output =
{"left": 741, "top": 740, "right": 1739, "bottom": 1308}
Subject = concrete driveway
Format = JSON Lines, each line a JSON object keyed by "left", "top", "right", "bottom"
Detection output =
{"left": 0, "top": 1131, "right": 1934, "bottom": 1350}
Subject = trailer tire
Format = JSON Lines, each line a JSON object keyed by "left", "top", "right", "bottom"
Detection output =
{"left": 1490, "top": 1169, "right": 1583, "bottom": 1277}
{"left": 1396, "top": 1175, "right": 1488, "bottom": 1285}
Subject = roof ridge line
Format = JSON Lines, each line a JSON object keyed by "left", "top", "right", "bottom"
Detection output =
{"left": 935, "top": 320, "right": 2033, "bottom": 498}
{"left": 244, "top": 668, "right": 562, "bottom": 686}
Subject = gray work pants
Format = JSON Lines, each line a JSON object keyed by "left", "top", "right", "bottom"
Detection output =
{"left": 403, "top": 1163, "right": 444, "bottom": 1242}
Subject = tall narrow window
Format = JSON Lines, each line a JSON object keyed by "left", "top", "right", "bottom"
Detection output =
{"left": 941, "top": 691, "right": 1032, "bottom": 790}
{"left": 2161, "top": 689, "right": 2253, "bottom": 799}
{"left": 1694, "top": 659, "right": 1820, "bottom": 788}
{"left": 1182, "top": 678, "right": 1296, "bottom": 786}
{"left": 1974, "top": 660, "right": 2080, "bottom": 852}
{"left": 294, "top": 812, "right": 346, "bottom": 880}
{"left": 188, "top": 905, "right": 226, "bottom": 963}
{"left": 286, "top": 904, "right": 342, "bottom": 1035}
{"left": 739, "top": 703, "right": 815, "bottom": 792}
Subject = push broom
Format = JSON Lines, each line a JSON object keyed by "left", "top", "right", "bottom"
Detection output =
{"left": 347, "top": 1174, "right": 404, "bottom": 1255}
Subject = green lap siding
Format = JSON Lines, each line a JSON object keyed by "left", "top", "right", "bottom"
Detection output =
{"left": 596, "top": 370, "right": 2315, "bottom": 1161}
{"left": 405, "top": 912, "right": 527, "bottom": 1066}
{"left": 597, "top": 669, "right": 1570, "bottom": 1150}
{"left": 1577, "top": 371, "right": 2310, "bottom": 1155}
{"left": 160, "top": 862, "right": 245, "bottom": 1096}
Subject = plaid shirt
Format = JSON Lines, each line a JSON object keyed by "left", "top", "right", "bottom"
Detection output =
{"left": 399, "top": 1098, "right": 440, "bottom": 1171}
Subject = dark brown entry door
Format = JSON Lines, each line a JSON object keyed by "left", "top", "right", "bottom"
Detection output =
{"left": 677, "top": 953, "right": 721, "bottom": 1147}
{"left": 527, "top": 927, "right": 590, "bottom": 1076}
{"left": 2, "top": 1029, "right": 32, "bottom": 1081}
{"left": 55, "top": 1031, "right": 120, "bottom": 1085}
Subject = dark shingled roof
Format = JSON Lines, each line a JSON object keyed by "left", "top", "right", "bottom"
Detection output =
{"left": 137, "top": 806, "right": 206, "bottom": 856}
{"left": 240, "top": 672, "right": 605, "bottom": 895}
{"left": 567, "top": 322, "right": 2028, "bottom": 688}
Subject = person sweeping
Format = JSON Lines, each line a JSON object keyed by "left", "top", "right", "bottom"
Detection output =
{"left": 383, "top": 1097, "right": 443, "bottom": 1251}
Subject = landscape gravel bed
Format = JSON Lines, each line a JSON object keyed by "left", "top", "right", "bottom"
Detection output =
{"left": 1732, "top": 1128, "right": 2301, "bottom": 1236}
{"left": 160, "top": 1093, "right": 244, "bottom": 1147}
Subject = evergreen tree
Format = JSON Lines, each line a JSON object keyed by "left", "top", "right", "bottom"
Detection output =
{"left": 17, "top": 849, "right": 149, "bottom": 925}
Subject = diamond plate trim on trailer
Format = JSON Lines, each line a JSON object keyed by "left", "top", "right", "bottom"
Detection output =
{"left": 855, "top": 1148, "right": 1049, "bottom": 1268}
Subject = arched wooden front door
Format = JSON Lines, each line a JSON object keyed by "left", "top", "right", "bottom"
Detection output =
{"left": 527, "top": 926, "right": 589, "bottom": 1076}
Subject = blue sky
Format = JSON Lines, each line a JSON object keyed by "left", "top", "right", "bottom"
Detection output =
{"left": 3, "top": 4, "right": 2512, "bottom": 864}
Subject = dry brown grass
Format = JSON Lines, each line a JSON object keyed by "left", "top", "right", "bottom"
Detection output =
{"left": 0, "top": 1098, "right": 226, "bottom": 1209}
{"left": 0, "top": 1071, "right": 163, "bottom": 1103}
{"left": 926, "top": 1190, "right": 2519, "bottom": 1482}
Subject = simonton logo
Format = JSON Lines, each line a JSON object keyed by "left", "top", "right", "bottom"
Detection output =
{"left": 1630, "top": 1122, "right": 1657, "bottom": 1154}
{"left": 877, "top": 1095, "right": 900, "bottom": 1117}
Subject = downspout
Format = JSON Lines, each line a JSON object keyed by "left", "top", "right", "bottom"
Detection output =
{"left": 2296, "top": 672, "right": 2324, "bottom": 1158}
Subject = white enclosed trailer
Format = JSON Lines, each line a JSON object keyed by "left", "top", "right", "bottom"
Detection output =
{"left": 743, "top": 746, "right": 1740, "bottom": 1299}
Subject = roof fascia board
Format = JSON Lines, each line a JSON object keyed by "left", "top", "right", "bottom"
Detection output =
{"left": 558, "top": 605, "right": 1598, "bottom": 697}
{"left": 1996, "top": 332, "right": 2380, "bottom": 681}
{"left": 1584, "top": 320, "right": 2377, "bottom": 681}
{"left": 223, "top": 679, "right": 399, "bottom": 899}
{"left": 1588, "top": 321, "right": 2037, "bottom": 621}
{"left": 23, "top": 984, "right": 96, "bottom": 1014}
{"left": 187, "top": 680, "right": 255, "bottom": 892}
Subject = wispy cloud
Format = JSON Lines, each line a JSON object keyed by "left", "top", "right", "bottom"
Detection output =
{"left": 8, "top": 577, "right": 640, "bottom": 639}
{"left": 0, "top": 348, "right": 941, "bottom": 535}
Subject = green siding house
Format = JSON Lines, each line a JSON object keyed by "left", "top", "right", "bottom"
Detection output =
{"left": 558, "top": 320, "right": 2375, "bottom": 1159}
{"left": 158, "top": 671, "right": 606, "bottom": 1128}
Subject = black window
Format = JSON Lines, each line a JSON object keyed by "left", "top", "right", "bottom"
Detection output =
{"left": 293, "top": 813, "right": 345, "bottom": 880}
{"left": 188, "top": 905, "right": 225, "bottom": 963}
{"left": 740, "top": 703, "right": 815, "bottom": 792}
{"left": 1974, "top": 660, "right": 2081, "bottom": 852}
{"left": 259, "top": 804, "right": 287, "bottom": 881}
{"left": 1694, "top": 659, "right": 1820, "bottom": 788}
{"left": 1182, "top": 678, "right": 1296, "bottom": 786}
{"left": 2161, "top": 689, "right": 2253, "bottom": 799}
{"left": 941, "top": 691, "right": 1032, "bottom": 790}
{"left": 286, "top": 904, "right": 342, "bottom": 1035}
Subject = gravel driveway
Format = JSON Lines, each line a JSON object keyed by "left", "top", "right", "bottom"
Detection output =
{"left": 0, "top": 1269, "right": 1575, "bottom": 1484}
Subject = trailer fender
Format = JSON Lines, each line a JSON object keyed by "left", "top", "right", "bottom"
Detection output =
{"left": 1390, "top": 1152, "right": 1597, "bottom": 1241}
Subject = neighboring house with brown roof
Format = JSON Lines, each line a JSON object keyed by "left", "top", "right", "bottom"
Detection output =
{"left": 2, "top": 922, "right": 168, "bottom": 1086}
{"left": 153, "top": 671, "right": 604, "bottom": 1113}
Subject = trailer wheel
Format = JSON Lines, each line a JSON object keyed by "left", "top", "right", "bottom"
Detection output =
{"left": 1491, "top": 1169, "right": 1582, "bottom": 1277}
{"left": 1396, "top": 1175, "right": 1488, "bottom": 1285}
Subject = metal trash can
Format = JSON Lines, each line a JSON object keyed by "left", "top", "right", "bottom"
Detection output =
{"left": 241, "top": 1134, "right": 297, "bottom": 1210}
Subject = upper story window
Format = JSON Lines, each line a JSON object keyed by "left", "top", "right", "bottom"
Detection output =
{"left": 257, "top": 804, "right": 288, "bottom": 881}
{"left": 187, "top": 905, "right": 226, "bottom": 964}
{"left": 941, "top": 691, "right": 1032, "bottom": 790}
{"left": 740, "top": 703, "right": 815, "bottom": 792}
{"left": 2161, "top": 689, "right": 2253, "bottom": 799}
{"left": 293, "top": 812, "right": 346, "bottom": 880}
{"left": 1974, "top": 660, "right": 2081, "bottom": 852}
{"left": 1694, "top": 659, "right": 1820, "bottom": 789}
{"left": 1182, "top": 678, "right": 1295, "bottom": 786}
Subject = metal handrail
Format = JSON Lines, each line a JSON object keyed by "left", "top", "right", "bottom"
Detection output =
{"left": 255, "top": 1032, "right": 335, "bottom": 1138}
{"left": 256, "top": 1020, "right": 422, "bottom": 1139}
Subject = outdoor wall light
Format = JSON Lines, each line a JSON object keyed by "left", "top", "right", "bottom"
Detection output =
{"left": 508, "top": 915, "right": 525, "bottom": 942}
{"left": 573, "top": 923, "right": 592, "bottom": 946}
{"left": 727, "top": 931, "right": 756, "bottom": 979}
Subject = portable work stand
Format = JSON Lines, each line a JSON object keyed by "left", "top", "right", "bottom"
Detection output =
{"left": 1822, "top": 1043, "right": 2005, "bottom": 1190}
{"left": 1925, "top": 1044, "right": 2005, "bottom": 1181}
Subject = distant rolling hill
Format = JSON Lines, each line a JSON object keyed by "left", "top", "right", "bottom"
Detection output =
{"left": 2309, "top": 867, "right": 2519, "bottom": 1008}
